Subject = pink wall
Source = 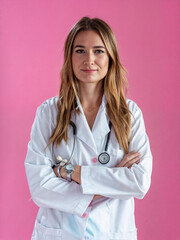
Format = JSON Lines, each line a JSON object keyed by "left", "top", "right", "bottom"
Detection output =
{"left": 1, "top": 0, "right": 180, "bottom": 239}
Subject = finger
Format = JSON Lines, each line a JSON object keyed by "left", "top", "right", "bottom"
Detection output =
{"left": 116, "top": 151, "right": 141, "bottom": 167}
{"left": 120, "top": 152, "right": 141, "bottom": 167}
{"left": 120, "top": 155, "right": 141, "bottom": 168}
{"left": 116, "top": 159, "right": 140, "bottom": 168}
{"left": 127, "top": 151, "right": 140, "bottom": 156}
{"left": 127, "top": 151, "right": 141, "bottom": 158}
{"left": 129, "top": 151, "right": 139, "bottom": 154}
{"left": 124, "top": 156, "right": 141, "bottom": 168}
{"left": 124, "top": 152, "right": 141, "bottom": 161}
{"left": 125, "top": 161, "right": 139, "bottom": 169}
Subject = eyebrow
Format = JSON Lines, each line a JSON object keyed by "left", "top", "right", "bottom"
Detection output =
{"left": 74, "top": 45, "right": 105, "bottom": 49}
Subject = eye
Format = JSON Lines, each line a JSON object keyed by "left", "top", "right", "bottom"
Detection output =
{"left": 75, "top": 49, "right": 85, "bottom": 54}
{"left": 95, "top": 49, "right": 104, "bottom": 54}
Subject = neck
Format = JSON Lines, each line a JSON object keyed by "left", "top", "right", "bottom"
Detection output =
{"left": 79, "top": 82, "right": 103, "bottom": 110}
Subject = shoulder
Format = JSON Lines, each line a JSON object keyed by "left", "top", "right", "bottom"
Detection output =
{"left": 37, "top": 96, "right": 58, "bottom": 112}
{"left": 126, "top": 98, "right": 147, "bottom": 134}
{"left": 126, "top": 98, "right": 143, "bottom": 122}
{"left": 126, "top": 98, "right": 142, "bottom": 112}
{"left": 36, "top": 96, "right": 58, "bottom": 124}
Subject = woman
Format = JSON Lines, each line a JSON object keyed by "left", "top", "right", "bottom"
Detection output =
{"left": 25, "top": 17, "right": 152, "bottom": 240}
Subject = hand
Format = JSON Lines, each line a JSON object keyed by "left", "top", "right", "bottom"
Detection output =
{"left": 53, "top": 166, "right": 59, "bottom": 177}
{"left": 116, "top": 151, "right": 141, "bottom": 168}
{"left": 53, "top": 166, "right": 66, "bottom": 179}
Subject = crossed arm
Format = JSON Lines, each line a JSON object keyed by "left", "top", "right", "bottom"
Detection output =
{"left": 53, "top": 151, "right": 141, "bottom": 200}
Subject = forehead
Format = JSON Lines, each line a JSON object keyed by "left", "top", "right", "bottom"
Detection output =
{"left": 73, "top": 30, "right": 105, "bottom": 47}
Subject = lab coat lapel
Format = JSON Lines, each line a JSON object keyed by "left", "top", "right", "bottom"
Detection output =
{"left": 71, "top": 95, "right": 110, "bottom": 153}
{"left": 71, "top": 103, "right": 98, "bottom": 153}
{"left": 92, "top": 96, "right": 110, "bottom": 146}
{"left": 92, "top": 110, "right": 110, "bottom": 140}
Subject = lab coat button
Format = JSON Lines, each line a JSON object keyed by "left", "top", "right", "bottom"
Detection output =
{"left": 92, "top": 157, "right": 97, "bottom": 163}
{"left": 82, "top": 213, "right": 88, "bottom": 218}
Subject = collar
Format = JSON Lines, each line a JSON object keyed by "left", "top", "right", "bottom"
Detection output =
{"left": 75, "top": 93, "right": 107, "bottom": 112}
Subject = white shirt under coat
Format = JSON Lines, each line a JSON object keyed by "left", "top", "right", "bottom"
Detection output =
{"left": 25, "top": 95, "right": 153, "bottom": 240}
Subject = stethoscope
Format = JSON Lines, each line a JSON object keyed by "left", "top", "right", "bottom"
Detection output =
{"left": 69, "top": 120, "right": 112, "bottom": 165}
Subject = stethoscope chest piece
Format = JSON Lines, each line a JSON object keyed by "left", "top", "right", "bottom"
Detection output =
{"left": 98, "top": 152, "right": 110, "bottom": 164}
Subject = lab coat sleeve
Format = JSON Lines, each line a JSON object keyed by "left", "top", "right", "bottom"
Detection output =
{"left": 25, "top": 101, "right": 93, "bottom": 216}
{"left": 81, "top": 101, "right": 153, "bottom": 200}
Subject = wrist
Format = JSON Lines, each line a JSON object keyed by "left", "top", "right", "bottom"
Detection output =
{"left": 60, "top": 167, "right": 66, "bottom": 179}
{"left": 60, "top": 165, "right": 81, "bottom": 183}
{"left": 72, "top": 165, "right": 81, "bottom": 184}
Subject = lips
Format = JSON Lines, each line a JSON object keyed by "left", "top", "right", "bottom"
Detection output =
{"left": 81, "top": 69, "right": 97, "bottom": 73}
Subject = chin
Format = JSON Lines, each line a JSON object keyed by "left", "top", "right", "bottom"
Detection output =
{"left": 79, "top": 79, "right": 102, "bottom": 84}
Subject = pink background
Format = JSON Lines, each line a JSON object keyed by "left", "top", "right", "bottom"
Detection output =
{"left": 1, "top": 0, "right": 180, "bottom": 239}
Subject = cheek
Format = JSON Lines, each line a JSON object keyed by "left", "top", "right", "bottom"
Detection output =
{"left": 101, "top": 58, "right": 109, "bottom": 72}
{"left": 72, "top": 55, "right": 83, "bottom": 71}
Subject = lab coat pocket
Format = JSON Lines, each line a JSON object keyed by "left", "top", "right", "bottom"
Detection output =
{"left": 109, "top": 229, "right": 137, "bottom": 240}
{"left": 33, "top": 220, "right": 62, "bottom": 240}
{"left": 85, "top": 201, "right": 111, "bottom": 237}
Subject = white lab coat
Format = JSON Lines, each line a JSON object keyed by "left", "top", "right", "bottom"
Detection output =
{"left": 25, "top": 95, "right": 152, "bottom": 240}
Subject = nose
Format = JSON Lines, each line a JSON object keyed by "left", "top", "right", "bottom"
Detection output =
{"left": 83, "top": 51, "right": 95, "bottom": 66}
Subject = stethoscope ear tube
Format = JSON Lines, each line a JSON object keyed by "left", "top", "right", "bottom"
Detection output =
{"left": 70, "top": 121, "right": 77, "bottom": 135}
{"left": 104, "top": 121, "right": 112, "bottom": 151}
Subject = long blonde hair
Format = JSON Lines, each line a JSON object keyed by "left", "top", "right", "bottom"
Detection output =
{"left": 48, "top": 17, "right": 132, "bottom": 153}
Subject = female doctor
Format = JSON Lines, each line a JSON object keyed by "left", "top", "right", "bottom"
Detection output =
{"left": 25, "top": 17, "right": 152, "bottom": 240}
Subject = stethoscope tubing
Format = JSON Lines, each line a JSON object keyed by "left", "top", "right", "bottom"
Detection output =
{"left": 69, "top": 120, "right": 112, "bottom": 165}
